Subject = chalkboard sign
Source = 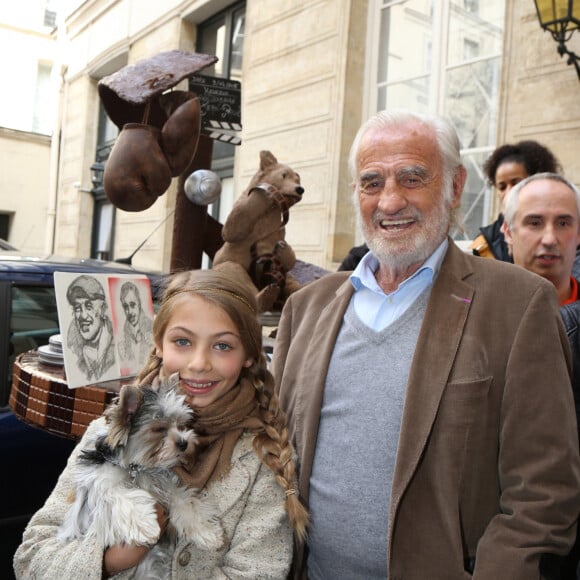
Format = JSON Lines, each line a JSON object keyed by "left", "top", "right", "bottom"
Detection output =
{"left": 189, "top": 74, "right": 242, "bottom": 130}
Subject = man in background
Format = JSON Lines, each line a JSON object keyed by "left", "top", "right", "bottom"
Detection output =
{"left": 504, "top": 171, "right": 580, "bottom": 579}
{"left": 504, "top": 172, "right": 580, "bottom": 306}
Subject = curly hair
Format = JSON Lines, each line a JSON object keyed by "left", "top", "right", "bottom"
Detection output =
{"left": 137, "top": 269, "right": 309, "bottom": 541}
{"left": 483, "top": 140, "right": 561, "bottom": 185}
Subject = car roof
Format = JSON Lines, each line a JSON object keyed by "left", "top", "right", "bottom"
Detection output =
{"left": 0, "top": 252, "right": 166, "bottom": 290}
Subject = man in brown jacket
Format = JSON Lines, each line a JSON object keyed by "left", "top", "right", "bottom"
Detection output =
{"left": 272, "top": 109, "right": 580, "bottom": 579}
{"left": 503, "top": 172, "right": 580, "bottom": 579}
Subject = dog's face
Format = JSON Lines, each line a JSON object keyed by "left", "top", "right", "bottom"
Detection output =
{"left": 251, "top": 150, "right": 304, "bottom": 208}
{"left": 104, "top": 383, "right": 197, "bottom": 470}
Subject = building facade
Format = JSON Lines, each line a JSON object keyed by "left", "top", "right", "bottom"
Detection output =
{"left": 6, "top": 0, "right": 580, "bottom": 271}
{"left": 0, "top": 0, "right": 60, "bottom": 254}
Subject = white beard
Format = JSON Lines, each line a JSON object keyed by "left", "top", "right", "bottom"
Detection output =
{"left": 357, "top": 194, "right": 451, "bottom": 273}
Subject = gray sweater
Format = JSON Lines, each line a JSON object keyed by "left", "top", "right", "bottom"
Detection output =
{"left": 307, "top": 291, "right": 430, "bottom": 579}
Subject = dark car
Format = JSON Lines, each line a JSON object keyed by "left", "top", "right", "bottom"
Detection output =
{"left": 0, "top": 253, "right": 165, "bottom": 578}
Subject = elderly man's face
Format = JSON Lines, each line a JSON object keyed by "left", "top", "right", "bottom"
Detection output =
{"left": 355, "top": 122, "right": 462, "bottom": 272}
{"left": 73, "top": 297, "right": 106, "bottom": 343}
{"left": 121, "top": 289, "right": 141, "bottom": 327}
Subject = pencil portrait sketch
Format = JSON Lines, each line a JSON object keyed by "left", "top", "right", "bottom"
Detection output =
{"left": 63, "top": 274, "right": 117, "bottom": 385}
{"left": 115, "top": 279, "right": 154, "bottom": 374}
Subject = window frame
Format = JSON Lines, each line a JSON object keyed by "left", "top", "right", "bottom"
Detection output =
{"left": 365, "top": 0, "right": 505, "bottom": 239}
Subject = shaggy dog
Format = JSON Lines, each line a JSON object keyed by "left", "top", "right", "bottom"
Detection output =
{"left": 58, "top": 378, "right": 223, "bottom": 579}
{"left": 213, "top": 150, "right": 304, "bottom": 312}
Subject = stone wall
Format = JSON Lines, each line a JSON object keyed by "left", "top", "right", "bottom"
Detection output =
{"left": 239, "top": 0, "right": 367, "bottom": 267}
{"left": 0, "top": 128, "right": 51, "bottom": 253}
{"left": 496, "top": 1, "right": 580, "bottom": 215}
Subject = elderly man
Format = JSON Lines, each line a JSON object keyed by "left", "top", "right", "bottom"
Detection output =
{"left": 66, "top": 274, "right": 116, "bottom": 382}
{"left": 272, "top": 110, "right": 580, "bottom": 579}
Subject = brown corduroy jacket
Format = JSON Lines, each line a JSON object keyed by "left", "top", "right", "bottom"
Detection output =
{"left": 273, "top": 239, "right": 580, "bottom": 580}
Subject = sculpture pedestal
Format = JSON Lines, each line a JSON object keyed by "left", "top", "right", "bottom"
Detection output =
{"left": 9, "top": 351, "right": 127, "bottom": 440}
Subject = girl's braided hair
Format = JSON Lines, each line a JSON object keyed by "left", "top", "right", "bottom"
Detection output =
{"left": 137, "top": 268, "right": 308, "bottom": 541}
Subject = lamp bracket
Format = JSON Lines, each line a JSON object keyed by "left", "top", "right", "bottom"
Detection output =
{"left": 556, "top": 40, "right": 580, "bottom": 80}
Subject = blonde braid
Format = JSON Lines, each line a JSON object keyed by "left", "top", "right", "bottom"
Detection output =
{"left": 248, "top": 356, "right": 309, "bottom": 541}
{"left": 136, "top": 349, "right": 162, "bottom": 383}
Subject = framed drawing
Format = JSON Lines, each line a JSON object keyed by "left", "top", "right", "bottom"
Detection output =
{"left": 54, "top": 272, "right": 154, "bottom": 389}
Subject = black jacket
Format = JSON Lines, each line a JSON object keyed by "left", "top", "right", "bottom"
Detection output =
{"left": 478, "top": 214, "right": 513, "bottom": 263}
{"left": 338, "top": 243, "right": 369, "bottom": 271}
{"left": 559, "top": 299, "right": 580, "bottom": 580}
{"left": 560, "top": 300, "right": 580, "bottom": 438}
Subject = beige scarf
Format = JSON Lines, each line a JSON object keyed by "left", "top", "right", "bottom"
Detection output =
{"left": 141, "top": 369, "right": 263, "bottom": 489}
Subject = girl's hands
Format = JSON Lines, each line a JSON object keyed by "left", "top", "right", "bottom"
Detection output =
{"left": 103, "top": 544, "right": 151, "bottom": 576}
{"left": 102, "top": 504, "right": 168, "bottom": 577}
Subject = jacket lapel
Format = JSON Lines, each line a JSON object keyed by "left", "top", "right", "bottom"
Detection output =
{"left": 389, "top": 242, "right": 475, "bottom": 533}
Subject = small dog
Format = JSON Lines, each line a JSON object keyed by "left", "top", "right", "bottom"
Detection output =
{"left": 213, "top": 150, "right": 304, "bottom": 312}
{"left": 58, "top": 378, "right": 223, "bottom": 578}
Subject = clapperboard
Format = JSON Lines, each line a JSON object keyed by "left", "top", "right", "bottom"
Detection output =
{"left": 189, "top": 74, "right": 242, "bottom": 145}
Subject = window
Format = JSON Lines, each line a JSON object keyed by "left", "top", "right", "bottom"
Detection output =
{"left": 464, "top": 0, "right": 479, "bottom": 14}
{"left": 90, "top": 103, "right": 118, "bottom": 260}
{"left": 8, "top": 284, "right": 60, "bottom": 395}
{"left": 43, "top": 9, "right": 56, "bottom": 28}
{"left": 463, "top": 38, "right": 479, "bottom": 61}
{"left": 0, "top": 214, "right": 10, "bottom": 241}
{"left": 32, "top": 62, "right": 53, "bottom": 135}
{"left": 43, "top": 0, "right": 57, "bottom": 28}
{"left": 371, "top": 0, "right": 505, "bottom": 239}
{"left": 92, "top": 198, "right": 114, "bottom": 261}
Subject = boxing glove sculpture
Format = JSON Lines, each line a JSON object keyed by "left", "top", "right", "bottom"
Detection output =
{"left": 103, "top": 93, "right": 201, "bottom": 212}
{"left": 98, "top": 50, "right": 217, "bottom": 212}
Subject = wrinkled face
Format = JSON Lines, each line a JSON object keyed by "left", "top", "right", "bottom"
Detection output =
{"left": 495, "top": 160, "right": 528, "bottom": 205}
{"left": 355, "top": 122, "right": 462, "bottom": 272}
{"left": 156, "top": 295, "right": 252, "bottom": 409}
{"left": 505, "top": 179, "right": 580, "bottom": 292}
{"left": 122, "top": 289, "right": 140, "bottom": 327}
{"left": 73, "top": 298, "right": 105, "bottom": 342}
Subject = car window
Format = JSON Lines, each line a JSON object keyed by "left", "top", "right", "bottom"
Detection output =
{"left": 9, "top": 285, "right": 60, "bottom": 382}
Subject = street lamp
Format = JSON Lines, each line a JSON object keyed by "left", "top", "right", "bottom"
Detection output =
{"left": 534, "top": 0, "right": 580, "bottom": 79}
{"left": 90, "top": 162, "right": 105, "bottom": 192}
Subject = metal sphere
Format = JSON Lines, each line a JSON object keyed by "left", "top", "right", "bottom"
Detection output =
{"left": 184, "top": 169, "right": 222, "bottom": 205}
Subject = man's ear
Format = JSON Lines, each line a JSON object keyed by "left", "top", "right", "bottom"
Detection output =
{"left": 503, "top": 221, "right": 514, "bottom": 246}
{"left": 450, "top": 166, "right": 467, "bottom": 209}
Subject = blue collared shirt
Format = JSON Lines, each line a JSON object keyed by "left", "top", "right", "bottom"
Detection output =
{"left": 349, "top": 239, "right": 448, "bottom": 331}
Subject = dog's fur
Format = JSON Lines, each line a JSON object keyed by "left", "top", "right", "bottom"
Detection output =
{"left": 58, "top": 379, "right": 223, "bottom": 579}
{"left": 213, "top": 151, "right": 304, "bottom": 312}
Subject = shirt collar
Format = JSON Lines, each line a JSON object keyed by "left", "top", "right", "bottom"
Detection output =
{"left": 350, "top": 237, "right": 449, "bottom": 294}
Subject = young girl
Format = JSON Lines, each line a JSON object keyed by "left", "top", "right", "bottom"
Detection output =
{"left": 14, "top": 269, "right": 308, "bottom": 579}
